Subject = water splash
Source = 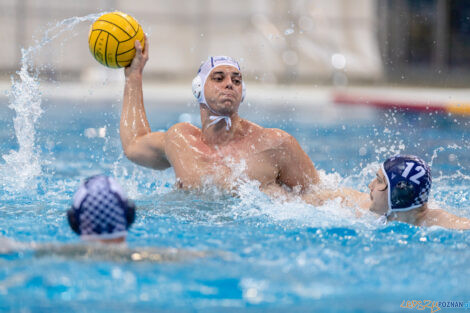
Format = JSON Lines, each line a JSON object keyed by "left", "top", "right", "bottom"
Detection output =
{"left": 342, "top": 161, "right": 379, "bottom": 191}
{"left": 429, "top": 146, "right": 445, "bottom": 167}
{"left": 0, "top": 14, "right": 101, "bottom": 193}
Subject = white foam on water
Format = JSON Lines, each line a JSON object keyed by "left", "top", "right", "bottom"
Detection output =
{"left": 0, "top": 13, "right": 101, "bottom": 194}
{"left": 221, "top": 166, "right": 378, "bottom": 229}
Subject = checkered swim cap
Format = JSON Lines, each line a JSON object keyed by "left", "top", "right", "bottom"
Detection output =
{"left": 68, "top": 175, "right": 135, "bottom": 240}
{"left": 382, "top": 155, "right": 432, "bottom": 215}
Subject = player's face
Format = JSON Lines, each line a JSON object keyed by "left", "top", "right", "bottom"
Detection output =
{"left": 204, "top": 65, "right": 243, "bottom": 115}
{"left": 368, "top": 169, "right": 389, "bottom": 215}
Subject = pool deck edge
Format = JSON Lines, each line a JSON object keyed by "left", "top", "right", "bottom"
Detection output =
{"left": 1, "top": 81, "right": 470, "bottom": 115}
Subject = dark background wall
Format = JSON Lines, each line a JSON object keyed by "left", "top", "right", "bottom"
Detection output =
{"left": 378, "top": 0, "right": 470, "bottom": 86}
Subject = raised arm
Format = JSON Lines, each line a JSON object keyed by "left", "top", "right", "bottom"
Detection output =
{"left": 120, "top": 36, "right": 170, "bottom": 170}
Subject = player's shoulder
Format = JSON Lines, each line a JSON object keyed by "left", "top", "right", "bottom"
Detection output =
{"left": 261, "top": 127, "right": 295, "bottom": 146}
{"left": 166, "top": 122, "right": 200, "bottom": 137}
{"left": 240, "top": 119, "right": 290, "bottom": 143}
{"left": 165, "top": 123, "right": 201, "bottom": 149}
{"left": 240, "top": 118, "right": 290, "bottom": 139}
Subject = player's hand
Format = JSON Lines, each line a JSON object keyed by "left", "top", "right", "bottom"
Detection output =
{"left": 125, "top": 33, "right": 149, "bottom": 77}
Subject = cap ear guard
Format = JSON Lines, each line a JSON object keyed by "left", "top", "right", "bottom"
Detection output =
{"left": 67, "top": 207, "right": 80, "bottom": 235}
{"left": 391, "top": 180, "right": 416, "bottom": 208}
{"left": 125, "top": 200, "right": 136, "bottom": 227}
{"left": 192, "top": 75, "right": 202, "bottom": 100}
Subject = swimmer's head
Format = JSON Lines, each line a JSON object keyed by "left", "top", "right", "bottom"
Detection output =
{"left": 192, "top": 56, "right": 246, "bottom": 112}
{"left": 67, "top": 175, "right": 135, "bottom": 243}
{"left": 369, "top": 155, "right": 431, "bottom": 217}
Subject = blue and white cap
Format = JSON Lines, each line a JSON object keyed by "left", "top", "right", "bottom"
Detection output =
{"left": 191, "top": 56, "right": 245, "bottom": 130}
{"left": 382, "top": 155, "right": 432, "bottom": 216}
{"left": 70, "top": 175, "right": 133, "bottom": 240}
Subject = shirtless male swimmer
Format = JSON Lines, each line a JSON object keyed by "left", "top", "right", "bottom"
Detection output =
{"left": 119, "top": 39, "right": 470, "bottom": 230}
{"left": 120, "top": 37, "right": 319, "bottom": 194}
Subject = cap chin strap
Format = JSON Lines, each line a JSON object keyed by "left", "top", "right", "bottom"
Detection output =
{"left": 203, "top": 103, "right": 232, "bottom": 131}
{"left": 378, "top": 206, "right": 392, "bottom": 225}
{"left": 376, "top": 214, "right": 388, "bottom": 225}
{"left": 208, "top": 115, "right": 232, "bottom": 130}
{"left": 380, "top": 211, "right": 392, "bottom": 225}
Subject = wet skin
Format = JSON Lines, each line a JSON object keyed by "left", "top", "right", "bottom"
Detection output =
{"left": 368, "top": 169, "right": 389, "bottom": 215}
{"left": 364, "top": 169, "right": 470, "bottom": 229}
{"left": 120, "top": 37, "right": 319, "bottom": 193}
{"left": 118, "top": 38, "right": 470, "bottom": 229}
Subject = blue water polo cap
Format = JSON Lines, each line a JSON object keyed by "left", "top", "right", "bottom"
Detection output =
{"left": 382, "top": 155, "right": 432, "bottom": 215}
{"left": 67, "top": 175, "right": 135, "bottom": 240}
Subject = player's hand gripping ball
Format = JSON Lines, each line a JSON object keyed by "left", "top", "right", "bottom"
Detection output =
{"left": 88, "top": 12, "right": 145, "bottom": 68}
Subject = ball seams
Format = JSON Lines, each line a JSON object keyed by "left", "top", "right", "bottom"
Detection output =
{"left": 95, "top": 19, "right": 134, "bottom": 38}
{"left": 93, "top": 30, "right": 102, "bottom": 59}
{"left": 118, "top": 24, "right": 140, "bottom": 44}
{"left": 104, "top": 33, "right": 109, "bottom": 67}
{"left": 90, "top": 12, "right": 143, "bottom": 68}
{"left": 110, "top": 12, "right": 137, "bottom": 34}
{"left": 92, "top": 28, "right": 120, "bottom": 43}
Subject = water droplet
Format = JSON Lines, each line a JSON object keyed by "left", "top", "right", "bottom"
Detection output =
{"left": 284, "top": 28, "right": 294, "bottom": 36}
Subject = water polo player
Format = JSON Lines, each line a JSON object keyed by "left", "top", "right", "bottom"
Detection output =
{"left": 120, "top": 36, "right": 319, "bottom": 194}
{"left": 67, "top": 175, "right": 136, "bottom": 243}
{"left": 368, "top": 154, "right": 470, "bottom": 229}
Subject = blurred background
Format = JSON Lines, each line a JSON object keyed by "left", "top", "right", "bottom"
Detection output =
{"left": 1, "top": 0, "right": 469, "bottom": 87}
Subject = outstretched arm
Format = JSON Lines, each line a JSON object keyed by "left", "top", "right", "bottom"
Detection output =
{"left": 120, "top": 36, "right": 170, "bottom": 170}
{"left": 300, "top": 187, "right": 371, "bottom": 212}
{"left": 425, "top": 208, "right": 470, "bottom": 230}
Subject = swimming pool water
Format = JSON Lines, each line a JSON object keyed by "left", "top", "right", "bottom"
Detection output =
{"left": 0, "top": 92, "right": 469, "bottom": 313}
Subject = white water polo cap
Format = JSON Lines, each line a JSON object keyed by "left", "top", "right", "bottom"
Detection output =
{"left": 192, "top": 56, "right": 246, "bottom": 105}
{"left": 192, "top": 56, "right": 246, "bottom": 130}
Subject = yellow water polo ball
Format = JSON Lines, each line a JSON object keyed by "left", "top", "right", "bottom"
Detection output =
{"left": 88, "top": 12, "right": 145, "bottom": 68}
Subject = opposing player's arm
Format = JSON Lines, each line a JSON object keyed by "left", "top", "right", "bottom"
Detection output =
{"left": 120, "top": 35, "right": 171, "bottom": 170}
{"left": 274, "top": 130, "right": 320, "bottom": 192}
{"left": 426, "top": 209, "right": 470, "bottom": 230}
{"left": 338, "top": 188, "right": 371, "bottom": 210}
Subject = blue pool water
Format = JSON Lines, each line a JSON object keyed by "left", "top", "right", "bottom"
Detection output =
{"left": 0, "top": 14, "right": 469, "bottom": 313}
{"left": 0, "top": 92, "right": 469, "bottom": 312}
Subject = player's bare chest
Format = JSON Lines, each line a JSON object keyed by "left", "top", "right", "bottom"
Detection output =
{"left": 183, "top": 133, "right": 274, "bottom": 166}
{"left": 190, "top": 137, "right": 267, "bottom": 163}
{"left": 171, "top": 130, "right": 279, "bottom": 185}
